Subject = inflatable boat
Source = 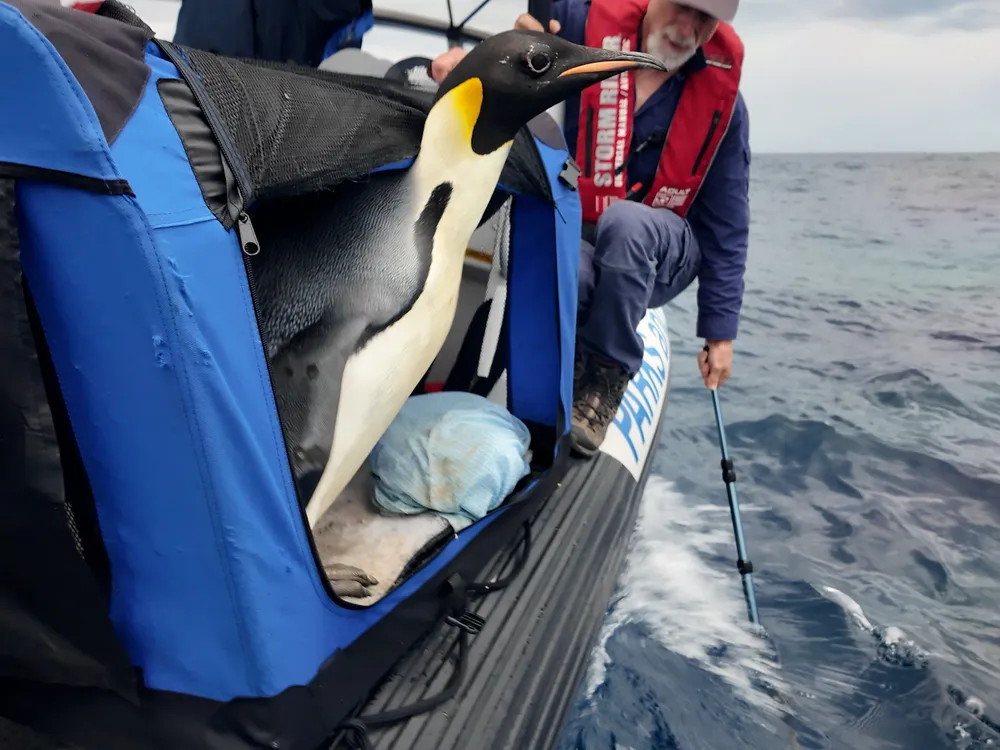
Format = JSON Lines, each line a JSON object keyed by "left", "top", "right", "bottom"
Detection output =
{"left": 0, "top": 2, "right": 672, "bottom": 748}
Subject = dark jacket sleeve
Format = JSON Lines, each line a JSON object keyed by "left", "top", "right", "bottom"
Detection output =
{"left": 173, "top": 0, "right": 256, "bottom": 58}
{"left": 686, "top": 91, "right": 751, "bottom": 342}
{"left": 174, "top": 0, "right": 372, "bottom": 67}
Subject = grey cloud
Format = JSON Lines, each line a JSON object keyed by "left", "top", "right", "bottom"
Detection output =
{"left": 830, "top": 0, "right": 1000, "bottom": 28}
{"left": 736, "top": 0, "right": 1000, "bottom": 29}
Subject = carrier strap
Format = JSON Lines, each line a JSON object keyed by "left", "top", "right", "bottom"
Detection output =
{"left": 476, "top": 197, "right": 511, "bottom": 381}
{"left": 326, "top": 522, "right": 533, "bottom": 748}
{"left": 466, "top": 521, "right": 531, "bottom": 596}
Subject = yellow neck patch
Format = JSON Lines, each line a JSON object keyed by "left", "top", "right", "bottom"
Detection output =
{"left": 443, "top": 76, "right": 484, "bottom": 144}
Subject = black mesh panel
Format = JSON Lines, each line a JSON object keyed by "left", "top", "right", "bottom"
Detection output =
{"left": 162, "top": 42, "right": 432, "bottom": 209}
{"left": 89, "top": 0, "right": 552, "bottom": 220}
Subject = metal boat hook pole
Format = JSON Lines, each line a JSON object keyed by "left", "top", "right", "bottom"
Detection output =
{"left": 710, "top": 387, "right": 761, "bottom": 627}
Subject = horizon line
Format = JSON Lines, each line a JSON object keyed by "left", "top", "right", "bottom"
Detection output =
{"left": 751, "top": 150, "right": 999, "bottom": 156}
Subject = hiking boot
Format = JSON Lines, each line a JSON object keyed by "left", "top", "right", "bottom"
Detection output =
{"left": 570, "top": 355, "right": 631, "bottom": 458}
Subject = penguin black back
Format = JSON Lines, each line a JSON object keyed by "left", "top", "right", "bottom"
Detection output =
{"left": 247, "top": 169, "right": 439, "bottom": 480}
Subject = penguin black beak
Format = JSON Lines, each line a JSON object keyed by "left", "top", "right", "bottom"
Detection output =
{"left": 558, "top": 49, "right": 671, "bottom": 78}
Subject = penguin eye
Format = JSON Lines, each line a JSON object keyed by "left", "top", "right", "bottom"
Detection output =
{"left": 523, "top": 47, "right": 553, "bottom": 76}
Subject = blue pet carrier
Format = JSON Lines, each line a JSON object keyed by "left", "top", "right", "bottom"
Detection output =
{"left": 0, "top": 1, "right": 584, "bottom": 747}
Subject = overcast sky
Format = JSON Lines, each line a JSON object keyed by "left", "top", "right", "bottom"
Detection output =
{"left": 131, "top": 0, "right": 1000, "bottom": 153}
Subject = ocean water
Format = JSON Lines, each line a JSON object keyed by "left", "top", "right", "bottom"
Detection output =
{"left": 556, "top": 153, "right": 1000, "bottom": 750}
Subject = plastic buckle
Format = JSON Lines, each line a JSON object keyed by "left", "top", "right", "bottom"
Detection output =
{"left": 446, "top": 610, "right": 486, "bottom": 636}
{"left": 559, "top": 158, "right": 581, "bottom": 191}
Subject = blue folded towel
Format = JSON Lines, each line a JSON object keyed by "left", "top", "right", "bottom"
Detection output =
{"left": 369, "top": 391, "right": 532, "bottom": 531}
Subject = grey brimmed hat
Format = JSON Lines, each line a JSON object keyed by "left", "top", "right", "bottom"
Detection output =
{"left": 681, "top": 0, "right": 739, "bottom": 22}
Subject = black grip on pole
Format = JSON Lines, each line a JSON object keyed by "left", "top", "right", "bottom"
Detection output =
{"left": 720, "top": 458, "right": 736, "bottom": 485}
{"left": 528, "top": 0, "right": 552, "bottom": 29}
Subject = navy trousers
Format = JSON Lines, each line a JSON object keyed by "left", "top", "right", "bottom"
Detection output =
{"left": 577, "top": 201, "right": 701, "bottom": 376}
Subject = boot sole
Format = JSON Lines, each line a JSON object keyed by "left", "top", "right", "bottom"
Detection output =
{"left": 569, "top": 428, "right": 601, "bottom": 458}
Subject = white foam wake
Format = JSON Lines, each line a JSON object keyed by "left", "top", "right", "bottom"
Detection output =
{"left": 584, "top": 476, "right": 786, "bottom": 715}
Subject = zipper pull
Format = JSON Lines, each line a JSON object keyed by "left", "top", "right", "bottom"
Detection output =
{"left": 236, "top": 211, "right": 260, "bottom": 256}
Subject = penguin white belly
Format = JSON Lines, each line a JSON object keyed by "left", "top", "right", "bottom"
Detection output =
{"left": 304, "top": 231, "right": 466, "bottom": 529}
{"left": 301, "top": 124, "right": 512, "bottom": 529}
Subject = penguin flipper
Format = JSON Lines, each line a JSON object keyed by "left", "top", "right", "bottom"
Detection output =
{"left": 269, "top": 315, "right": 370, "bottom": 503}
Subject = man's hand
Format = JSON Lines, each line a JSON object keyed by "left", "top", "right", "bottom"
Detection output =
{"left": 514, "top": 13, "right": 562, "bottom": 33}
{"left": 430, "top": 46, "right": 469, "bottom": 83}
{"left": 698, "top": 340, "right": 733, "bottom": 390}
{"left": 430, "top": 14, "right": 561, "bottom": 83}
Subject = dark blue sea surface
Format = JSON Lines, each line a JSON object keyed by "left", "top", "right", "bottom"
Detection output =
{"left": 558, "top": 153, "right": 1000, "bottom": 750}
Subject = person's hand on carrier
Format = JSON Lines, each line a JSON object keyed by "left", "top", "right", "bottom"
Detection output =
{"left": 430, "top": 46, "right": 469, "bottom": 83}
{"left": 430, "top": 12, "right": 561, "bottom": 84}
{"left": 512, "top": 13, "right": 562, "bottom": 33}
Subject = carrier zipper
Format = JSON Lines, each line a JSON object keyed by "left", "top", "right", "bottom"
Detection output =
{"left": 231, "top": 194, "right": 363, "bottom": 610}
{"left": 236, "top": 211, "right": 260, "bottom": 256}
{"left": 691, "top": 110, "right": 722, "bottom": 176}
{"left": 154, "top": 35, "right": 367, "bottom": 610}
{"left": 231, "top": 198, "right": 272, "bottom": 380}
{"left": 583, "top": 106, "right": 594, "bottom": 178}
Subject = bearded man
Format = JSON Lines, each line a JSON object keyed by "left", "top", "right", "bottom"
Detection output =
{"left": 431, "top": 0, "right": 751, "bottom": 458}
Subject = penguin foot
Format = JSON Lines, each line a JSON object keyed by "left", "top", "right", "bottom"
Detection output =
{"left": 326, "top": 562, "right": 379, "bottom": 599}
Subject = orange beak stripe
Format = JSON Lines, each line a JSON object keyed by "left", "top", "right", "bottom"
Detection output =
{"left": 558, "top": 60, "right": 643, "bottom": 77}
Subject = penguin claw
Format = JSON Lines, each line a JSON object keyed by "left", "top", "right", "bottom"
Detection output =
{"left": 325, "top": 562, "right": 379, "bottom": 598}
{"left": 332, "top": 580, "right": 373, "bottom": 598}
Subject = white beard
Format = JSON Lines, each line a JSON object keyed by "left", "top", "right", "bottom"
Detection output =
{"left": 645, "top": 25, "right": 698, "bottom": 70}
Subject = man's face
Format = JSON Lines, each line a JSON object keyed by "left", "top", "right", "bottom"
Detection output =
{"left": 643, "top": 0, "right": 720, "bottom": 69}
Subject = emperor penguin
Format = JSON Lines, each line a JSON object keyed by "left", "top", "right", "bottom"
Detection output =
{"left": 247, "top": 30, "right": 669, "bottom": 531}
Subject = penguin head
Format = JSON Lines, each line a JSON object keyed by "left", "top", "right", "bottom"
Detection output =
{"left": 431, "top": 30, "right": 670, "bottom": 156}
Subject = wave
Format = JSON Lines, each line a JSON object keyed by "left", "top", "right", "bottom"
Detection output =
{"left": 725, "top": 413, "right": 1000, "bottom": 505}
{"left": 583, "top": 477, "right": 787, "bottom": 717}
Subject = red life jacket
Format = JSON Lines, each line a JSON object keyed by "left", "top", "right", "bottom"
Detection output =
{"left": 66, "top": 1, "right": 104, "bottom": 12}
{"left": 574, "top": 0, "right": 743, "bottom": 224}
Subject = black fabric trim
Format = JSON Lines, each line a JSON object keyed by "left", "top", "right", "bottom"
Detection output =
{"left": 23, "top": 281, "right": 113, "bottom": 603}
{"left": 157, "top": 78, "right": 238, "bottom": 225}
{"left": 0, "top": 679, "right": 151, "bottom": 750}
{"left": 0, "top": 177, "right": 140, "bottom": 743}
{"left": 152, "top": 39, "right": 250, "bottom": 229}
{"left": 0, "top": 163, "right": 133, "bottom": 196}
{"left": 5, "top": 0, "right": 151, "bottom": 146}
